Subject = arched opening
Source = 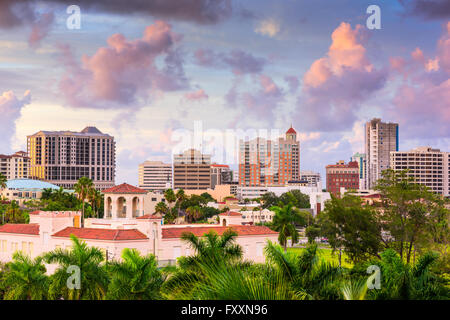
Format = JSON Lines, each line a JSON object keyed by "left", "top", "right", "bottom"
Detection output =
{"left": 117, "top": 197, "right": 126, "bottom": 218}
{"left": 106, "top": 197, "right": 112, "bottom": 218}
{"left": 222, "top": 219, "right": 227, "bottom": 226}
{"left": 132, "top": 197, "right": 139, "bottom": 217}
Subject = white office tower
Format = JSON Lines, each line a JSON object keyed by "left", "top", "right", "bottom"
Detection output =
{"left": 365, "top": 118, "right": 399, "bottom": 189}
{"left": 138, "top": 161, "right": 172, "bottom": 192}
{"left": 390, "top": 147, "right": 449, "bottom": 197}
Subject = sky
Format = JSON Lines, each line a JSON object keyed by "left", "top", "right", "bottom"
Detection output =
{"left": 0, "top": 0, "right": 449, "bottom": 185}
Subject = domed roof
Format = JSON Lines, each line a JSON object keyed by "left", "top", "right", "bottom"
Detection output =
{"left": 6, "top": 179, "right": 61, "bottom": 190}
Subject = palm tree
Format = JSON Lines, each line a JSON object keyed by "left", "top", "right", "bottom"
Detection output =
{"left": 155, "top": 201, "right": 168, "bottom": 215}
{"left": 264, "top": 241, "right": 342, "bottom": 299}
{"left": 180, "top": 229, "right": 243, "bottom": 266}
{"left": 270, "top": 203, "right": 306, "bottom": 251}
{"left": 7, "top": 200, "right": 21, "bottom": 223}
{"left": 0, "top": 173, "right": 7, "bottom": 190}
{"left": 41, "top": 188, "right": 54, "bottom": 200}
{"left": 74, "top": 177, "right": 94, "bottom": 227}
{"left": 164, "top": 188, "right": 176, "bottom": 210}
{"left": 2, "top": 252, "right": 49, "bottom": 300}
{"left": 341, "top": 279, "right": 369, "bottom": 300}
{"left": 106, "top": 248, "right": 165, "bottom": 300}
{"left": 43, "top": 235, "right": 108, "bottom": 300}
{"left": 88, "top": 188, "right": 103, "bottom": 218}
{"left": 181, "top": 258, "right": 307, "bottom": 300}
{"left": 360, "top": 249, "right": 449, "bottom": 300}
{"left": 163, "top": 229, "right": 244, "bottom": 299}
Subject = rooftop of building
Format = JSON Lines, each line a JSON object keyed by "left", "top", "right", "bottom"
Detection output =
{"left": 162, "top": 225, "right": 277, "bottom": 239}
{"left": 28, "top": 126, "right": 112, "bottom": 137}
{"left": 326, "top": 161, "right": 359, "bottom": 169}
{"left": 394, "top": 146, "right": 444, "bottom": 153}
{"left": 52, "top": 227, "right": 148, "bottom": 241}
{"left": 0, "top": 151, "right": 29, "bottom": 159}
{"left": 286, "top": 126, "right": 297, "bottom": 134}
{"left": 102, "top": 183, "right": 148, "bottom": 194}
{"left": 5, "top": 179, "right": 62, "bottom": 191}
{"left": 219, "top": 211, "right": 242, "bottom": 217}
{"left": 0, "top": 224, "right": 40, "bottom": 235}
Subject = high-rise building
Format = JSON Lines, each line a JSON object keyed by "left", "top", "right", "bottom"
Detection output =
{"left": 350, "top": 152, "right": 367, "bottom": 190}
{"left": 300, "top": 171, "right": 321, "bottom": 188}
{"left": 278, "top": 127, "right": 300, "bottom": 184}
{"left": 326, "top": 160, "right": 360, "bottom": 196}
{"left": 173, "top": 149, "right": 211, "bottom": 190}
{"left": 0, "top": 151, "right": 30, "bottom": 180}
{"left": 390, "top": 147, "right": 449, "bottom": 197}
{"left": 365, "top": 118, "right": 399, "bottom": 189}
{"left": 138, "top": 161, "right": 172, "bottom": 192}
{"left": 27, "top": 127, "right": 115, "bottom": 190}
{"left": 210, "top": 164, "right": 232, "bottom": 189}
{"left": 238, "top": 126, "right": 300, "bottom": 187}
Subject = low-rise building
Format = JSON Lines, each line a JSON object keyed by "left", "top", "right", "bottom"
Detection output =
{"left": 0, "top": 178, "right": 67, "bottom": 205}
{"left": 0, "top": 209, "right": 278, "bottom": 268}
{"left": 326, "top": 160, "right": 360, "bottom": 196}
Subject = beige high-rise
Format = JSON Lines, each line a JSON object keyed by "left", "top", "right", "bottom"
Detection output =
{"left": 365, "top": 118, "right": 399, "bottom": 189}
{"left": 0, "top": 151, "right": 30, "bottom": 180}
{"left": 138, "top": 161, "right": 172, "bottom": 192}
{"left": 173, "top": 149, "right": 211, "bottom": 190}
{"left": 27, "top": 127, "right": 115, "bottom": 190}
{"left": 390, "top": 147, "right": 449, "bottom": 197}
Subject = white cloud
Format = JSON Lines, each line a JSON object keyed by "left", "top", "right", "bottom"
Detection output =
{"left": 254, "top": 18, "right": 281, "bottom": 38}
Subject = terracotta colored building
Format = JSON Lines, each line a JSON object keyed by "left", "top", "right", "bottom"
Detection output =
{"left": 239, "top": 126, "right": 300, "bottom": 187}
{"left": 326, "top": 160, "right": 360, "bottom": 196}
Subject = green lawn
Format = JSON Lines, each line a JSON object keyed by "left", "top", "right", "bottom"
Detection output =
{"left": 287, "top": 247, "right": 354, "bottom": 269}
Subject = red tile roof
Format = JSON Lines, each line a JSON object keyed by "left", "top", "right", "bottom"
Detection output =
{"left": 136, "top": 214, "right": 162, "bottom": 220}
{"left": 219, "top": 211, "right": 242, "bottom": 216}
{"left": 102, "top": 183, "right": 147, "bottom": 194}
{"left": 29, "top": 210, "right": 41, "bottom": 215}
{"left": 162, "top": 225, "right": 277, "bottom": 239}
{"left": 0, "top": 224, "right": 39, "bottom": 235}
{"left": 286, "top": 127, "right": 297, "bottom": 134}
{"left": 52, "top": 227, "right": 148, "bottom": 241}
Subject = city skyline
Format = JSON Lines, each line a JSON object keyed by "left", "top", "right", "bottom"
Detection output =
{"left": 0, "top": 1, "right": 449, "bottom": 185}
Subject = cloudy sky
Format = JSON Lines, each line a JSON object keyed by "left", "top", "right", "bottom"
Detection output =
{"left": 0, "top": 0, "right": 449, "bottom": 185}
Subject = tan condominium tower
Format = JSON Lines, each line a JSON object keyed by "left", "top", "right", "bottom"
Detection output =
{"left": 138, "top": 161, "right": 172, "bottom": 192}
{"left": 0, "top": 151, "right": 30, "bottom": 180}
{"left": 27, "top": 127, "right": 115, "bottom": 190}
{"left": 365, "top": 118, "right": 399, "bottom": 189}
{"left": 390, "top": 147, "right": 449, "bottom": 197}
{"left": 173, "top": 149, "right": 211, "bottom": 190}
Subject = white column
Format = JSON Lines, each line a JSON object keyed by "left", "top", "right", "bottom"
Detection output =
{"left": 111, "top": 196, "right": 118, "bottom": 219}
{"left": 126, "top": 196, "right": 133, "bottom": 219}
{"left": 139, "top": 196, "right": 144, "bottom": 216}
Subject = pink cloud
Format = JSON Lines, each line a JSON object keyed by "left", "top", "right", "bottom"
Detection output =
{"left": 184, "top": 89, "right": 209, "bottom": 101}
{"left": 28, "top": 11, "right": 54, "bottom": 48}
{"left": 58, "top": 21, "right": 188, "bottom": 109}
{"left": 387, "top": 22, "right": 450, "bottom": 138}
{"left": 294, "top": 22, "right": 386, "bottom": 131}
